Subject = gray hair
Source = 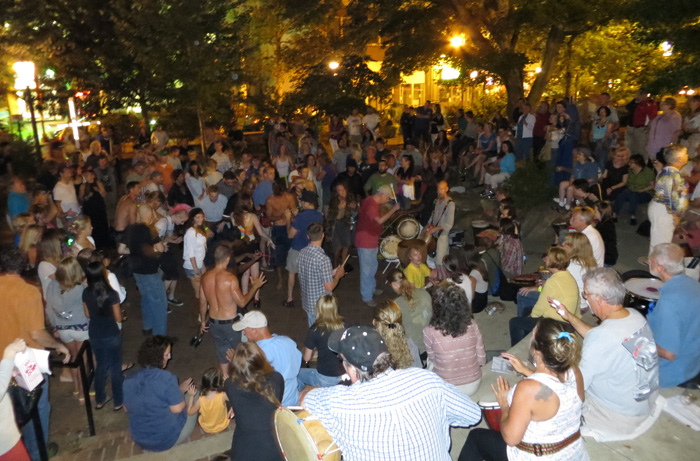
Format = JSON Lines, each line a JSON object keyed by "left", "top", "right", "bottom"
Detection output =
{"left": 664, "top": 144, "right": 687, "bottom": 165}
{"left": 583, "top": 268, "right": 626, "bottom": 306}
{"left": 346, "top": 352, "right": 395, "bottom": 383}
{"left": 650, "top": 243, "right": 685, "bottom": 275}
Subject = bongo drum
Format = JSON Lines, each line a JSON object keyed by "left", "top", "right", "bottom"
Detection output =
{"left": 624, "top": 278, "right": 663, "bottom": 316}
{"left": 379, "top": 235, "right": 402, "bottom": 261}
{"left": 396, "top": 216, "right": 421, "bottom": 240}
{"left": 274, "top": 408, "right": 341, "bottom": 461}
{"left": 479, "top": 401, "right": 502, "bottom": 431}
{"left": 472, "top": 220, "right": 490, "bottom": 243}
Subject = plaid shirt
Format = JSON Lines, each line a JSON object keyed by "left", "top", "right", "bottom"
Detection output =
{"left": 298, "top": 244, "right": 333, "bottom": 317}
{"left": 653, "top": 166, "right": 688, "bottom": 215}
{"left": 304, "top": 367, "right": 481, "bottom": 461}
{"left": 500, "top": 235, "right": 524, "bottom": 277}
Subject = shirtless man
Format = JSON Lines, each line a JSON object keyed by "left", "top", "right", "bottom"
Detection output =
{"left": 266, "top": 181, "right": 297, "bottom": 289}
{"left": 199, "top": 245, "right": 266, "bottom": 376}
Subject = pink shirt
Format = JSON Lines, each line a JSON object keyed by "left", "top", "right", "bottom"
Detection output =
{"left": 423, "top": 321, "right": 486, "bottom": 385}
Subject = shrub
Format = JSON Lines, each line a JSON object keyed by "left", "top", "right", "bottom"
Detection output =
{"left": 503, "top": 160, "right": 555, "bottom": 210}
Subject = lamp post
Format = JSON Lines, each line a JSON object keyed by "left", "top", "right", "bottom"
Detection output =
{"left": 13, "top": 61, "right": 41, "bottom": 156}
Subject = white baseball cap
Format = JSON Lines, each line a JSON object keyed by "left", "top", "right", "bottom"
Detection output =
{"left": 232, "top": 311, "right": 268, "bottom": 331}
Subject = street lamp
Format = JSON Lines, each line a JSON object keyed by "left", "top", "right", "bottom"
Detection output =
{"left": 450, "top": 35, "right": 466, "bottom": 48}
{"left": 13, "top": 61, "right": 41, "bottom": 156}
{"left": 328, "top": 61, "right": 340, "bottom": 70}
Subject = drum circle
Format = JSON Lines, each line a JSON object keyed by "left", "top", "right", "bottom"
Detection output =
{"left": 379, "top": 235, "right": 402, "bottom": 261}
{"left": 624, "top": 278, "right": 663, "bottom": 316}
{"left": 274, "top": 408, "right": 341, "bottom": 461}
{"left": 396, "top": 216, "right": 421, "bottom": 240}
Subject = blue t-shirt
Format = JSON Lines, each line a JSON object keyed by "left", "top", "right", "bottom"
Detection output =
{"left": 647, "top": 275, "right": 700, "bottom": 388}
{"left": 479, "top": 134, "right": 496, "bottom": 151}
{"left": 258, "top": 334, "right": 302, "bottom": 406}
{"left": 252, "top": 180, "right": 273, "bottom": 207}
{"left": 499, "top": 153, "right": 516, "bottom": 174}
{"left": 123, "top": 368, "right": 186, "bottom": 451}
{"left": 291, "top": 209, "right": 323, "bottom": 251}
{"left": 7, "top": 191, "right": 29, "bottom": 218}
{"left": 572, "top": 161, "right": 600, "bottom": 180}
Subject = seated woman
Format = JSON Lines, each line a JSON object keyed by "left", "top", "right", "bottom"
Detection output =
{"left": 297, "top": 295, "right": 346, "bottom": 390}
{"left": 612, "top": 154, "right": 655, "bottom": 225}
{"left": 554, "top": 147, "right": 600, "bottom": 210}
{"left": 463, "top": 245, "right": 489, "bottom": 314}
{"left": 387, "top": 269, "right": 433, "bottom": 358}
{"left": 225, "top": 342, "right": 284, "bottom": 461}
{"left": 466, "top": 123, "right": 497, "bottom": 185}
{"left": 424, "top": 282, "right": 486, "bottom": 396}
{"left": 123, "top": 336, "right": 197, "bottom": 452}
{"left": 510, "top": 246, "right": 581, "bottom": 346}
{"left": 373, "top": 300, "right": 422, "bottom": 369}
{"left": 395, "top": 154, "right": 421, "bottom": 208}
{"left": 460, "top": 319, "right": 587, "bottom": 461}
{"left": 482, "top": 140, "right": 516, "bottom": 198}
{"left": 600, "top": 147, "right": 630, "bottom": 201}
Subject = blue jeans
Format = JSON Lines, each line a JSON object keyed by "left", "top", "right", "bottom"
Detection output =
{"left": 509, "top": 316, "right": 540, "bottom": 346}
{"left": 516, "top": 290, "right": 539, "bottom": 317}
{"left": 22, "top": 374, "right": 50, "bottom": 461}
{"left": 91, "top": 334, "right": 123, "bottom": 406}
{"left": 358, "top": 247, "right": 378, "bottom": 302}
{"left": 297, "top": 369, "right": 342, "bottom": 391}
{"left": 133, "top": 272, "right": 168, "bottom": 335}
{"left": 613, "top": 189, "right": 652, "bottom": 216}
{"left": 515, "top": 137, "right": 533, "bottom": 161}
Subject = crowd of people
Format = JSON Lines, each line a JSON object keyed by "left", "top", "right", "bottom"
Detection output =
{"left": 0, "top": 93, "right": 699, "bottom": 461}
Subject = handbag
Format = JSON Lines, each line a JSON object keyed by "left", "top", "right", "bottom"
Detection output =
{"left": 9, "top": 379, "right": 43, "bottom": 427}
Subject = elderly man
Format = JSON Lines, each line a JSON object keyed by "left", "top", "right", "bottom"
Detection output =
{"left": 556, "top": 268, "right": 660, "bottom": 440}
{"left": 648, "top": 243, "right": 700, "bottom": 388}
{"left": 648, "top": 144, "right": 688, "bottom": 258}
{"left": 569, "top": 206, "right": 604, "bottom": 267}
{"left": 233, "top": 311, "right": 301, "bottom": 406}
{"left": 199, "top": 185, "right": 227, "bottom": 233}
{"left": 302, "top": 326, "right": 481, "bottom": 461}
{"left": 297, "top": 222, "right": 345, "bottom": 326}
{"left": 355, "top": 185, "right": 399, "bottom": 306}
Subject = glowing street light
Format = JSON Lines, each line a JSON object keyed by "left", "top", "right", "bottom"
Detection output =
{"left": 535, "top": 67, "right": 542, "bottom": 74}
{"left": 661, "top": 41, "right": 673, "bottom": 57}
{"left": 328, "top": 61, "right": 340, "bottom": 70}
{"left": 450, "top": 35, "right": 466, "bottom": 48}
{"left": 13, "top": 61, "right": 41, "bottom": 155}
{"left": 469, "top": 70, "right": 479, "bottom": 79}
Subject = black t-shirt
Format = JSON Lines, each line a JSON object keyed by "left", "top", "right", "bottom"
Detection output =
{"left": 304, "top": 326, "right": 345, "bottom": 377}
{"left": 83, "top": 288, "right": 121, "bottom": 338}
{"left": 225, "top": 372, "right": 284, "bottom": 461}
{"left": 127, "top": 224, "right": 161, "bottom": 274}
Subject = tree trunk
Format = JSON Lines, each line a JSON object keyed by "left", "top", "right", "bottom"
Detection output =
{"left": 527, "top": 25, "right": 566, "bottom": 105}
{"left": 196, "top": 102, "right": 206, "bottom": 155}
{"left": 503, "top": 66, "right": 525, "bottom": 117}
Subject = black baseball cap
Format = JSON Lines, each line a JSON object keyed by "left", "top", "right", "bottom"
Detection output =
{"left": 328, "top": 326, "right": 388, "bottom": 372}
{"left": 300, "top": 189, "right": 318, "bottom": 207}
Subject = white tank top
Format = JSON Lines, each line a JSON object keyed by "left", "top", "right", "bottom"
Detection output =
{"left": 276, "top": 157, "right": 290, "bottom": 177}
{"left": 506, "top": 370, "right": 588, "bottom": 461}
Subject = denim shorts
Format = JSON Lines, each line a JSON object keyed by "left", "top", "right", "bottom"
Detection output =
{"left": 184, "top": 268, "right": 201, "bottom": 278}
{"left": 209, "top": 320, "right": 242, "bottom": 364}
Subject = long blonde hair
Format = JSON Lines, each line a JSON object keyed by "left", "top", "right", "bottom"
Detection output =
{"left": 230, "top": 342, "right": 280, "bottom": 406}
{"left": 313, "top": 294, "right": 345, "bottom": 332}
{"left": 388, "top": 269, "right": 415, "bottom": 310}
{"left": 563, "top": 232, "right": 597, "bottom": 268}
{"left": 19, "top": 224, "right": 43, "bottom": 255}
{"left": 373, "top": 301, "right": 413, "bottom": 369}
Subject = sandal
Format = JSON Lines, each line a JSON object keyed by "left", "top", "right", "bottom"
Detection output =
{"left": 113, "top": 405, "right": 124, "bottom": 412}
{"left": 95, "top": 398, "right": 112, "bottom": 410}
{"left": 282, "top": 300, "right": 294, "bottom": 308}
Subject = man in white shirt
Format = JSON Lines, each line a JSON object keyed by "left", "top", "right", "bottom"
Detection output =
{"left": 363, "top": 106, "right": 381, "bottom": 138}
{"left": 53, "top": 164, "right": 81, "bottom": 224}
{"left": 570, "top": 206, "right": 605, "bottom": 267}
{"left": 210, "top": 141, "right": 233, "bottom": 173}
{"left": 200, "top": 185, "right": 227, "bottom": 233}
{"left": 150, "top": 125, "right": 169, "bottom": 149}
{"left": 515, "top": 102, "right": 536, "bottom": 161}
{"left": 346, "top": 108, "right": 363, "bottom": 145}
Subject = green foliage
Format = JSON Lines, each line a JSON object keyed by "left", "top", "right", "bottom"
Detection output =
{"left": 100, "top": 113, "right": 141, "bottom": 142}
{"left": 503, "top": 161, "right": 556, "bottom": 211}
{"left": 7, "top": 138, "right": 41, "bottom": 179}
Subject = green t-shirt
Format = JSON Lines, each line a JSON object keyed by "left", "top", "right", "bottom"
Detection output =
{"left": 364, "top": 172, "right": 397, "bottom": 195}
{"left": 627, "top": 167, "right": 655, "bottom": 194}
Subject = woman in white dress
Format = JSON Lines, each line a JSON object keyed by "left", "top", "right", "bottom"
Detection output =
{"left": 460, "top": 318, "right": 588, "bottom": 461}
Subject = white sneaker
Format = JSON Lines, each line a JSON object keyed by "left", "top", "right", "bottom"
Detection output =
{"left": 553, "top": 198, "right": 561, "bottom": 204}
{"left": 564, "top": 204, "right": 571, "bottom": 210}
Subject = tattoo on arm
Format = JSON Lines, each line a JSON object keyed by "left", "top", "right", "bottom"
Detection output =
{"left": 534, "top": 383, "right": 554, "bottom": 402}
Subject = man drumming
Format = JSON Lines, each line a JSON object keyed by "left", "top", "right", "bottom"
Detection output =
{"left": 199, "top": 245, "right": 266, "bottom": 376}
{"left": 302, "top": 326, "right": 481, "bottom": 460}
{"left": 425, "top": 180, "right": 455, "bottom": 276}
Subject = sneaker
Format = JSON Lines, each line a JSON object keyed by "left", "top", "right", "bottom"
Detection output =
{"left": 552, "top": 197, "right": 562, "bottom": 205}
{"left": 282, "top": 300, "right": 295, "bottom": 308}
{"left": 479, "top": 189, "right": 493, "bottom": 197}
{"left": 365, "top": 299, "right": 377, "bottom": 307}
{"left": 168, "top": 298, "right": 184, "bottom": 306}
{"left": 630, "top": 216, "right": 637, "bottom": 226}
{"left": 167, "top": 307, "right": 172, "bottom": 314}
{"left": 47, "top": 442, "right": 59, "bottom": 458}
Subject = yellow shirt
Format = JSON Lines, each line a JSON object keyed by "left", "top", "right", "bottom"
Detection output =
{"left": 197, "top": 392, "right": 230, "bottom": 434}
{"left": 404, "top": 263, "right": 431, "bottom": 289}
{"left": 530, "top": 270, "right": 581, "bottom": 320}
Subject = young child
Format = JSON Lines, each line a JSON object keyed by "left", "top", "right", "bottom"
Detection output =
{"left": 187, "top": 368, "right": 233, "bottom": 434}
{"left": 401, "top": 242, "right": 432, "bottom": 289}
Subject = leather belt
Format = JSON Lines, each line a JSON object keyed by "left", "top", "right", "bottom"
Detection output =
{"left": 209, "top": 318, "right": 236, "bottom": 325}
{"left": 515, "top": 430, "right": 581, "bottom": 457}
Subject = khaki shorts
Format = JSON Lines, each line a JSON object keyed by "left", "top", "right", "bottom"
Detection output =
{"left": 286, "top": 248, "right": 300, "bottom": 273}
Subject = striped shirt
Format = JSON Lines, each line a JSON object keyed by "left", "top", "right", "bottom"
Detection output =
{"left": 304, "top": 367, "right": 481, "bottom": 461}
{"left": 653, "top": 166, "right": 688, "bottom": 215}
{"left": 423, "top": 321, "right": 486, "bottom": 386}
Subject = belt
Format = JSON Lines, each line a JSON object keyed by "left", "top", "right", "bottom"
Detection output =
{"left": 209, "top": 318, "right": 236, "bottom": 325}
{"left": 515, "top": 430, "right": 581, "bottom": 457}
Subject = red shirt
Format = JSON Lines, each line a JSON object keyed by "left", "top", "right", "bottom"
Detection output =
{"left": 533, "top": 112, "right": 550, "bottom": 137}
{"left": 355, "top": 197, "right": 382, "bottom": 248}
{"left": 633, "top": 101, "right": 658, "bottom": 128}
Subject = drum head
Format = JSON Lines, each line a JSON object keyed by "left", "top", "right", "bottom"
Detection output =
{"left": 397, "top": 217, "right": 420, "bottom": 239}
{"left": 472, "top": 220, "right": 489, "bottom": 229}
{"left": 274, "top": 408, "right": 321, "bottom": 461}
{"left": 624, "top": 278, "right": 663, "bottom": 301}
{"left": 380, "top": 235, "right": 401, "bottom": 260}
